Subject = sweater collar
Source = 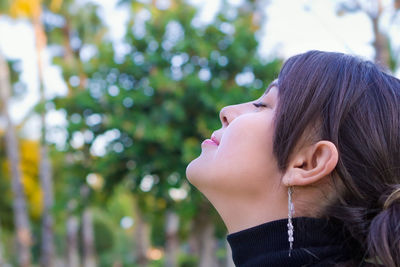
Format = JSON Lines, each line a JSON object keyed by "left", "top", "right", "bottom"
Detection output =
{"left": 227, "top": 217, "right": 356, "bottom": 267}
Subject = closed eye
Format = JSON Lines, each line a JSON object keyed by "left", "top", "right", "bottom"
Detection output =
{"left": 253, "top": 102, "right": 268, "bottom": 108}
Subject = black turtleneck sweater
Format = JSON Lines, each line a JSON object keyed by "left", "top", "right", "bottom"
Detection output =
{"left": 227, "top": 217, "right": 361, "bottom": 267}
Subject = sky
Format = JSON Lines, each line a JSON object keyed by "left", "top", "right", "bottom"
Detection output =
{"left": 261, "top": 0, "right": 374, "bottom": 59}
{"left": 0, "top": 0, "right": 390, "bottom": 143}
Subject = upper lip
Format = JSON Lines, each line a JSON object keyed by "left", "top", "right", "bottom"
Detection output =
{"left": 211, "top": 133, "right": 220, "bottom": 145}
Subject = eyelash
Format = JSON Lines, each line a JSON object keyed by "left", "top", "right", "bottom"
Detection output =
{"left": 253, "top": 102, "right": 267, "bottom": 108}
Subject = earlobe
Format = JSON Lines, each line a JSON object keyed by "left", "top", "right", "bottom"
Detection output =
{"left": 284, "top": 141, "right": 338, "bottom": 187}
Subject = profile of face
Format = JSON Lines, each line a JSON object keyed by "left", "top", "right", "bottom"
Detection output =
{"left": 186, "top": 82, "right": 288, "bottom": 232}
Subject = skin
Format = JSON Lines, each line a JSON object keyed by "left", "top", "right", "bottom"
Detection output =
{"left": 186, "top": 82, "right": 339, "bottom": 234}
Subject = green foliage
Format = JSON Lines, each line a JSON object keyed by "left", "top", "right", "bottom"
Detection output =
{"left": 93, "top": 218, "right": 114, "bottom": 253}
{"left": 5, "top": 59, "right": 27, "bottom": 99}
{"left": 0, "top": 138, "right": 13, "bottom": 229}
{"left": 0, "top": 0, "right": 11, "bottom": 14}
{"left": 178, "top": 253, "right": 198, "bottom": 267}
{"left": 42, "top": 0, "right": 282, "bottom": 265}
{"left": 148, "top": 253, "right": 199, "bottom": 267}
{"left": 51, "top": 0, "right": 281, "bottom": 248}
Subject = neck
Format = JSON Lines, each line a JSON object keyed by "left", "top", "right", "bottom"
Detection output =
{"left": 208, "top": 189, "right": 289, "bottom": 233}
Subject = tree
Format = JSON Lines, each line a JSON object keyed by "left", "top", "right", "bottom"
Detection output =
{"left": 53, "top": 0, "right": 280, "bottom": 265}
{"left": 0, "top": 221, "right": 4, "bottom": 265}
{"left": 44, "top": 1, "right": 109, "bottom": 265}
{"left": 0, "top": 52, "right": 32, "bottom": 267}
{"left": 6, "top": 0, "right": 62, "bottom": 265}
{"left": 336, "top": 0, "right": 400, "bottom": 70}
{"left": 66, "top": 203, "right": 79, "bottom": 267}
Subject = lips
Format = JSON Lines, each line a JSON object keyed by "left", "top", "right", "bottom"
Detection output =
{"left": 211, "top": 133, "right": 220, "bottom": 145}
{"left": 201, "top": 133, "right": 220, "bottom": 147}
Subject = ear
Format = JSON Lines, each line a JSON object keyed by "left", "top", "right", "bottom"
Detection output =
{"left": 282, "top": 141, "right": 338, "bottom": 187}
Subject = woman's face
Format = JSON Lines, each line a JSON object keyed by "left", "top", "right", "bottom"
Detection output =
{"left": 186, "top": 82, "right": 283, "bottom": 210}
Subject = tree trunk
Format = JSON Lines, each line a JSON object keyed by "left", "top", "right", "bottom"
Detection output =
{"left": 164, "top": 210, "right": 179, "bottom": 267}
{"left": 133, "top": 201, "right": 149, "bottom": 267}
{"left": 39, "top": 144, "right": 54, "bottom": 267}
{"left": 62, "top": 19, "right": 74, "bottom": 66}
{"left": 66, "top": 213, "right": 79, "bottom": 267}
{"left": 0, "top": 52, "right": 32, "bottom": 267}
{"left": 82, "top": 208, "right": 97, "bottom": 267}
{"left": 371, "top": 0, "right": 390, "bottom": 68}
{"left": 198, "top": 220, "right": 217, "bottom": 267}
{"left": 62, "top": 17, "right": 87, "bottom": 91}
{"left": 0, "top": 221, "right": 4, "bottom": 266}
{"left": 190, "top": 204, "right": 218, "bottom": 267}
{"left": 32, "top": 13, "right": 55, "bottom": 267}
{"left": 225, "top": 240, "right": 235, "bottom": 267}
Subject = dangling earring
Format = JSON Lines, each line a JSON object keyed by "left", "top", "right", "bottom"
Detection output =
{"left": 287, "top": 186, "right": 295, "bottom": 257}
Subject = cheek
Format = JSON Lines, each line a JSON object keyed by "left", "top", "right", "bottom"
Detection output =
{"left": 215, "top": 117, "right": 275, "bottom": 182}
{"left": 188, "top": 114, "right": 278, "bottom": 196}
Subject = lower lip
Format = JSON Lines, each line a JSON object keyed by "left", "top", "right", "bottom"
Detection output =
{"left": 201, "top": 139, "right": 218, "bottom": 146}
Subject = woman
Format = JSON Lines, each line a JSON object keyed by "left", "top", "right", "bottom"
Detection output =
{"left": 186, "top": 50, "right": 400, "bottom": 266}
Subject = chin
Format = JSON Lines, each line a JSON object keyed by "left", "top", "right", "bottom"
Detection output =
{"left": 186, "top": 156, "right": 216, "bottom": 191}
{"left": 185, "top": 157, "right": 203, "bottom": 187}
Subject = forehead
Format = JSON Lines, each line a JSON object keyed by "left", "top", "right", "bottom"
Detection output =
{"left": 263, "top": 79, "right": 278, "bottom": 96}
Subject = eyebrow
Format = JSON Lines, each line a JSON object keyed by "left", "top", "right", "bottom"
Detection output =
{"left": 263, "top": 79, "right": 278, "bottom": 95}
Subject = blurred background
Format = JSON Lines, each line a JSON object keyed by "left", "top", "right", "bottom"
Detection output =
{"left": 0, "top": 0, "right": 399, "bottom": 266}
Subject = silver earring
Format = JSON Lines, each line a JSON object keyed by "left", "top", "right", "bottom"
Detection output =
{"left": 287, "top": 186, "right": 295, "bottom": 257}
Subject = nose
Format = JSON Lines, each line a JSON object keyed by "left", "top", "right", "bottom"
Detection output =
{"left": 219, "top": 104, "right": 239, "bottom": 127}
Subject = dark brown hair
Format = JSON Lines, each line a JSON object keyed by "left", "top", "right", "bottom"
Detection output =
{"left": 273, "top": 51, "right": 400, "bottom": 266}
